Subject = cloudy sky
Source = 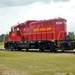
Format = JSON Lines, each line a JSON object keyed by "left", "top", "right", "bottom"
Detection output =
{"left": 0, "top": 0, "right": 75, "bottom": 34}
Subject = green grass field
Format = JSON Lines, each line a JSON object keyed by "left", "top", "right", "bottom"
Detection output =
{"left": 0, "top": 51, "right": 75, "bottom": 75}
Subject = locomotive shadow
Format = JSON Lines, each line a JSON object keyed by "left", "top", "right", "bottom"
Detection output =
{"left": 21, "top": 49, "right": 75, "bottom": 54}
{"left": 5, "top": 49, "right": 75, "bottom": 54}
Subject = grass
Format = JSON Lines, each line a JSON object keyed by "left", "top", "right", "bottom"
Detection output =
{"left": 0, "top": 51, "right": 75, "bottom": 75}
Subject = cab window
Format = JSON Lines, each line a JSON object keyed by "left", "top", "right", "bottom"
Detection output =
{"left": 16, "top": 28, "right": 20, "bottom": 31}
{"left": 11, "top": 28, "right": 15, "bottom": 32}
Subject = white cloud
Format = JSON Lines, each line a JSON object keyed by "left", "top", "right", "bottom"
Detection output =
{"left": 0, "top": 0, "right": 75, "bottom": 34}
{"left": 0, "top": 0, "right": 70, "bottom": 7}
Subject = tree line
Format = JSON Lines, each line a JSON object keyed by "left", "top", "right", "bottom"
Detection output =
{"left": 0, "top": 34, "right": 6, "bottom": 42}
{"left": 0, "top": 32, "right": 75, "bottom": 42}
{"left": 68, "top": 32, "right": 75, "bottom": 40}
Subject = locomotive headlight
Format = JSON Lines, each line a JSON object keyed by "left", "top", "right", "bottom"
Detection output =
{"left": 12, "top": 33, "right": 15, "bottom": 36}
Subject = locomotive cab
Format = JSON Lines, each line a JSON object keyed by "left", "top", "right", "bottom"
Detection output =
{"left": 4, "top": 24, "right": 23, "bottom": 50}
{"left": 8, "top": 24, "right": 22, "bottom": 42}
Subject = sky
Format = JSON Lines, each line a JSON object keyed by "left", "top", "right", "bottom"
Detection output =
{"left": 0, "top": 0, "right": 75, "bottom": 35}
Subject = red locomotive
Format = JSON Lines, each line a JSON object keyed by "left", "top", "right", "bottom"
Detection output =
{"left": 4, "top": 17, "right": 75, "bottom": 52}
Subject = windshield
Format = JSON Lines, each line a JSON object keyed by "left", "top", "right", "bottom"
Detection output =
{"left": 11, "top": 27, "right": 15, "bottom": 32}
{"left": 11, "top": 27, "right": 20, "bottom": 32}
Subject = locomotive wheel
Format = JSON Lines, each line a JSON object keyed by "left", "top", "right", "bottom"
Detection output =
{"left": 50, "top": 45, "right": 56, "bottom": 52}
{"left": 18, "top": 48, "right": 22, "bottom": 51}
{"left": 26, "top": 49, "right": 29, "bottom": 52}
{"left": 39, "top": 44, "right": 44, "bottom": 52}
{"left": 9, "top": 45, "right": 14, "bottom": 51}
{"left": 50, "top": 46, "right": 54, "bottom": 52}
{"left": 60, "top": 43, "right": 66, "bottom": 52}
{"left": 39, "top": 48, "right": 44, "bottom": 52}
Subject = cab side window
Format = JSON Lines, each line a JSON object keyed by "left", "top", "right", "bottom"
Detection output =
{"left": 16, "top": 28, "right": 20, "bottom": 31}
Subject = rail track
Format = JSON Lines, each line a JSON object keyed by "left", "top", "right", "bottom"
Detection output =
{"left": 0, "top": 49, "right": 75, "bottom": 54}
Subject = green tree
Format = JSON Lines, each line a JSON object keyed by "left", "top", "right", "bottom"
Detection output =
{"left": 0, "top": 34, "right": 5, "bottom": 42}
{"left": 68, "top": 32, "right": 75, "bottom": 39}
